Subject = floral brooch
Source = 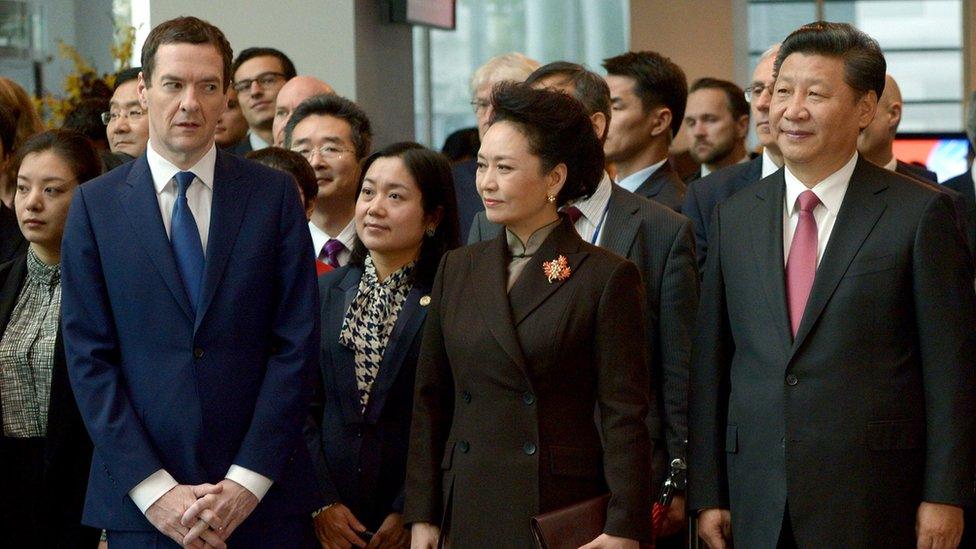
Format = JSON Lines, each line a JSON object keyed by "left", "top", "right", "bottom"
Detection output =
{"left": 543, "top": 255, "right": 571, "bottom": 283}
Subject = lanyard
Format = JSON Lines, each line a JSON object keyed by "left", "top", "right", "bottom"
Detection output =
{"left": 588, "top": 203, "right": 610, "bottom": 245}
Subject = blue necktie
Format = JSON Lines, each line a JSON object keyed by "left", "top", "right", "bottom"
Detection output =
{"left": 171, "top": 171, "right": 205, "bottom": 313}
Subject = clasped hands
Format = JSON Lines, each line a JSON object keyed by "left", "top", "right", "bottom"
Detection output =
{"left": 145, "top": 478, "right": 258, "bottom": 549}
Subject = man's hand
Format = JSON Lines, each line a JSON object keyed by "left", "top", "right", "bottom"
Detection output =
{"left": 182, "top": 478, "right": 258, "bottom": 545}
{"left": 313, "top": 503, "right": 368, "bottom": 548}
{"left": 698, "top": 508, "right": 732, "bottom": 549}
{"left": 579, "top": 532, "right": 639, "bottom": 548}
{"left": 916, "top": 501, "right": 964, "bottom": 549}
{"left": 656, "top": 494, "right": 687, "bottom": 538}
{"left": 146, "top": 483, "right": 226, "bottom": 549}
{"left": 366, "top": 512, "right": 409, "bottom": 548}
{"left": 409, "top": 522, "right": 439, "bottom": 549}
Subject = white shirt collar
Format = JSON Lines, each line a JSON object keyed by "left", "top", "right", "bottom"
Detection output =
{"left": 883, "top": 156, "right": 898, "bottom": 172}
{"left": 761, "top": 149, "right": 781, "bottom": 179}
{"left": 569, "top": 172, "right": 612, "bottom": 224}
{"left": 784, "top": 152, "right": 858, "bottom": 217}
{"left": 248, "top": 132, "right": 271, "bottom": 151}
{"left": 309, "top": 217, "right": 357, "bottom": 256}
{"left": 616, "top": 158, "right": 667, "bottom": 193}
{"left": 146, "top": 140, "right": 217, "bottom": 194}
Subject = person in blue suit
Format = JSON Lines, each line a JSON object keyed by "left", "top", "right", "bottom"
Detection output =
{"left": 308, "top": 142, "right": 459, "bottom": 549}
{"left": 60, "top": 16, "right": 320, "bottom": 549}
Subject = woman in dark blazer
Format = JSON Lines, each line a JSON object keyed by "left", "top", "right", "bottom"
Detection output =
{"left": 0, "top": 130, "right": 102, "bottom": 546}
{"left": 404, "top": 83, "right": 653, "bottom": 548}
{"left": 307, "top": 142, "right": 460, "bottom": 549}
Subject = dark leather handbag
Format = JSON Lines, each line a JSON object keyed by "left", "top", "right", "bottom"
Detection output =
{"left": 530, "top": 494, "right": 612, "bottom": 549}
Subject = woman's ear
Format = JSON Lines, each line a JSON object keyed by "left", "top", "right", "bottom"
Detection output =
{"left": 424, "top": 205, "right": 445, "bottom": 232}
{"left": 546, "top": 163, "right": 568, "bottom": 202}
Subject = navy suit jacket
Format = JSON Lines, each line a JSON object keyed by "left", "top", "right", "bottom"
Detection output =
{"left": 451, "top": 159, "right": 483, "bottom": 241}
{"left": 683, "top": 156, "right": 764, "bottom": 274}
{"left": 61, "top": 151, "right": 322, "bottom": 530}
{"left": 944, "top": 169, "right": 976, "bottom": 255}
{"left": 306, "top": 265, "right": 429, "bottom": 529}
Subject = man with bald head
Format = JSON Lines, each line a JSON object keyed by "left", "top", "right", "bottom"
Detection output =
{"left": 683, "top": 44, "right": 784, "bottom": 273}
{"left": 272, "top": 76, "right": 334, "bottom": 147}
{"left": 858, "top": 74, "right": 937, "bottom": 182}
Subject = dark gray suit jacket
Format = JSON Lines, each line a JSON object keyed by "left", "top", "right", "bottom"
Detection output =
{"left": 632, "top": 161, "right": 686, "bottom": 212}
{"left": 944, "top": 169, "right": 976, "bottom": 257}
{"left": 469, "top": 185, "right": 699, "bottom": 489}
{"left": 688, "top": 157, "right": 976, "bottom": 547}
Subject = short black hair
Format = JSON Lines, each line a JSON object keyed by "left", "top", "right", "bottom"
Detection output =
{"left": 114, "top": 67, "right": 142, "bottom": 90}
{"left": 349, "top": 142, "right": 460, "bottom": 288}
{"left": 602, "top": 51, "right": 688, "bottom": 136}
{"left": 246, "top": 147, "right": 317, "bottom": 212}
{"left": 14, "top": 129, "right": 103, "bottom": 184}
{"left": 63, "top": 98, "right": 111, "bottom": 148}
{"left": 0, "top": 106, "right": 15, "bottom": 157}
{"left": 440, "top": 127, "right": 480, "bottom": 162}
{"left": 284, "top": 94, "right": 373, "bottom": 160}
{"left": 525, "top": 61, "right": 611, "bottom": 140}
{"left": 689, "top": 77, "right": 750, "bottom": 121}
{"left": 141, "top": 16, "right": 234, "bottom": 92}
{"left": 775, "top": 21, "right": 886, "bottom": 100}
{"left": 232, "top": 47, "right": 297, "bottom": 81}
{"left": 489, "top": 82, "right": 604, "bottom": 206}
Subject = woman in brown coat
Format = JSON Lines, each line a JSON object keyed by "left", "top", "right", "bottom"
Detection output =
{"left": 404, "top": 82, "right": 652, "bottom": 548}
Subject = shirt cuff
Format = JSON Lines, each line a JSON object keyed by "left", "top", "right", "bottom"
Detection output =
{"left": 129, "top": 469, "right": 179, "bottom": 514}
{"left": 226, "top": 465, "right": 273, "bottom": 501}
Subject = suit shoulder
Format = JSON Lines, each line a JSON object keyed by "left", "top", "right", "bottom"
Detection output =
{"left": 943, "top": 171, "right": 973, "bottom": 192}
{"left": 318, "top": 265, "right": 352, "bottom": 292}
{"left": 629, "top": 191, "right": 690, "bottom": 232}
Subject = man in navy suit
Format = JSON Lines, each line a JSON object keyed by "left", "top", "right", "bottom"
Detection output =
{"left": 61, "top": 16, "right": 320, "bottom": 548}
{"left": 683, "top": 44, "right": 784, "bottom": 273}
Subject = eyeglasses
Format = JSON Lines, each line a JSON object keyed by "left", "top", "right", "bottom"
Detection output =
{"left": 232, "top": 72, "right": 286, "bottom": 94}
{"left": 469, "top": 98, "right": 490, "bottom": 113}
{"left": 291, "top": 144, "right": 354, "bottom": 162}
{"left": 744, "top": 83, "right": 774, "bottom": 103}
{"left": 101, "top": 108, "right": 146, "bottom": 125}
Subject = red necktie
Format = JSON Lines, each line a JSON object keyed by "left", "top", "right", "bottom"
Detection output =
{"left": 562, "top": 206, "right": 583, "bottom": 225}
{"left": 786, "top": 190, "right": 821, "bottom": 337}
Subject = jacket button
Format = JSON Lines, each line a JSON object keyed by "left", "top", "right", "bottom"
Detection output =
{"left": 521, "top": 392, "right": 535, "bottom": 405}
{"left": 523, "top": 442, "right": 537, "bottom": 455}
{"left": 786, "top": 374, "right": 798, "bottom": 386}
{"left": 462, "top": 391, "right": 471, "bottom": 403}
{"left": 356, "top": 427, "right": 363, "bottom": 438}
{"left": 193, "top": 348, "right": 204, "bottom": 359}
{"left": 458, "top": 440, "right": 470, "bottom": 453}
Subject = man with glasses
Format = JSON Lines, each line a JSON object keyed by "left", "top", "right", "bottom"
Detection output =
{"left": 103, "top": 67, "right": 149, "bottom": 167}
{"left": 229, "top": 47, "right": 296, "bottom": 154}
{"left": 284, "top": 94, "right": 372, "bottom": 270}
{"left": 682, "top": 44, "right": 783, "bottom": 273}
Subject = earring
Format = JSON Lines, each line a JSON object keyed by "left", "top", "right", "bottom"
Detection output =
{"left": 546, "top": 194, "right": 556, "bottom": 203}
{"left": 425, "top": 226, "right": 436, "bottom": 237}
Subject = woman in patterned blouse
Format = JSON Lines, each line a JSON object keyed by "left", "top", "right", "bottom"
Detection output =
{"left": 0, "top": 129, "right": 102, "bottom": 545}
{"left": 306, "top": 142, "right": 460, "bottom": 549}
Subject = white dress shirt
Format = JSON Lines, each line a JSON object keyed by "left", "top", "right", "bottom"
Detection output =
{"left": 761, "top": 149, "right": 782, "bottom": 179}
{"left": 131, "top": 142, "right": 272, "bottom": 514}
{"left": 309, "top": 218, "right": 357, "bottom": 266}
{"left": 616, "top": 158, "right": 667, "bottom": 194}
{"left": 782, "top": 152, "right": 858, "bottom": 266}
{"left": 248, "top": 131, "right": 271, "bottom": 151}
{"left": 567, "top": 172, "right": 612, "bottom": 245}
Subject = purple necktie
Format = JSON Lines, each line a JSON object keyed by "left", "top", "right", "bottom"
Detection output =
{"left": 786, "top": 190, "right": 821, "bottom": 337}
{"left": 562, "top": 206, "right": 583, "bottom": 225}
{"left": 321, "top": 239, "right": 346, "bottom": 268}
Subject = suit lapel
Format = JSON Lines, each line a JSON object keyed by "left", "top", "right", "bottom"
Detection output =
{"left": 195, "top": 152, "right": 253, "bottom": 332}
{"left": 329, "top": 267, "right": 364, "bottom": 424}
{"left": 600, "top": 186, "right": 641, "bottom": 257}
{"left": 750, "top": 174, "right": 793, "bottom": 355}
{"left": 364, "top": 284, "right": 429, "bottom": 424}
{"left": 635, "top": 163, "right": 671, "bottom": 198}
{"left": 472, "top": 232, "right": 530, "bottom": 375}
{"left": 790, "top": 160, "right": 887, "bottom": 355}
{"left": 118, "top": 156, "right": 194, "bottom": 322}
{"left": 508, "top": 218, "right": 589, "bottom": 326}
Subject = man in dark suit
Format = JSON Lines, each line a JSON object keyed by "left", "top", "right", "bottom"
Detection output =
{"left": 682, "top": 78, "right": 751, "bottom": 184}
{"left": 229, "top": 47, "right": 297, "bottom": 154}
{"left": 61, "top": 17, "right": 320, "bottom": 548}
{"left": 682, "top": 45, "right": 784, "bottom": 273}
{"left": 470, "top": 62, "right": 699, "bottom": 542}
{"left": 689, "top": 22, "right": 976, "bottom": 548}
{"left": 602, "top": 51, "right": 688, "bottom": 211}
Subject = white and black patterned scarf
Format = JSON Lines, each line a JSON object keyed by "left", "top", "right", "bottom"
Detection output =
{"left": 338, "top": 256, "right": 414, "bottom": 412}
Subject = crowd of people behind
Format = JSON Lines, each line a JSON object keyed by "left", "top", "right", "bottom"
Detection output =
{"left": 0, "top": 12, "right": 975, "bottom": 549}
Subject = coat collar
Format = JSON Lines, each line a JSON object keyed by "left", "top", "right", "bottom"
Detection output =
{"left": 599, "top": 184, "right": 642, "bottom": 257}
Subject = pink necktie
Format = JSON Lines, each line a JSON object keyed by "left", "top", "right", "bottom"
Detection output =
{"left": 786, "top": 190, "right": 821, "bottom": 337}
